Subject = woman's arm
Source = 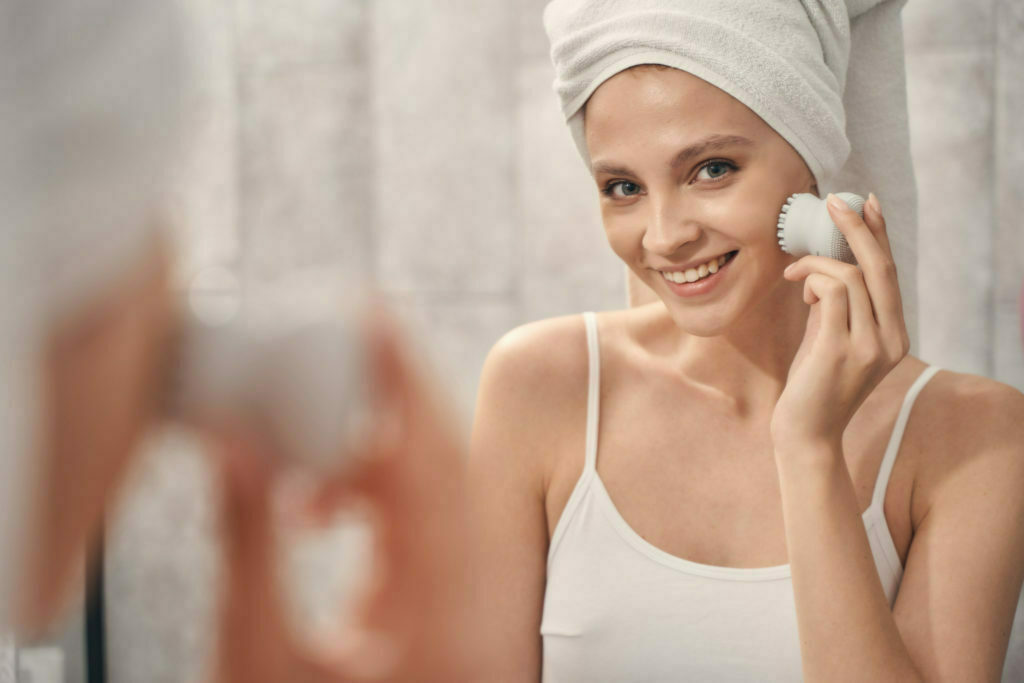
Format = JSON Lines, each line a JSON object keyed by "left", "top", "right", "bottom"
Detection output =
{"left": 775, "top": 374, "right": 1024, "bottom": 683}
{"left": 468, "top": 318, "right": 585, "bottom": 681}
{"left": 889, "top": 376, "right": 1024, "bottom": 681}
{"left": 776, "top": 191, "right": 1024, "bottom": 681}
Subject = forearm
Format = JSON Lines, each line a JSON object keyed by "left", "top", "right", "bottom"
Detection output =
{"left": 774, "top": 440, "right": 922, "bottom": 682}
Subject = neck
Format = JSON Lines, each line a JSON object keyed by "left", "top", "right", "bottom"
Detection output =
{"left": 658, "top": 278, "right": 810, "bottom": 419}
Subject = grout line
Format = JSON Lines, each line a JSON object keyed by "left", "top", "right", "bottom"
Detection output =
{"left": 363, "top": 0, "right": 379, "bottom": 292}
{"left": 513, "top": 3, "right": 528, "bottom": 328}
{"left": 987, "top": 0, "right": 1002, "bottom": 380}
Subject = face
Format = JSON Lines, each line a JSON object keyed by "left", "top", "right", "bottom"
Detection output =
{"left": 584, "top": 66, "right": 818, "bottom": 336}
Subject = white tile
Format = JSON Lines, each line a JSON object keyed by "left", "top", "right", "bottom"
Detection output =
{"left": 907, "top": 49, "right": 995, "bottom": 375}
{"left": 234, "top": 0, "right": 368, "bottom": 70}
{"left": 903, "top": 0, "right": 994, "bottom": 51}
{"left": 370, "top": 1, "right": 518, "bottom": 295}
{"left": 994, "top": 0, "right": 1024, "bottom": 388}
{"left": 520, "top": 0, "right": 554, "bottom": 62}
{"left": 105, "top": 430, "right": 218, "bottom": 683}
{"left": 522, "top": 280, "right": 625, "bottom": 324}
{"left": 170, "top": 0, "right": 240, "bottom": 289}
{"left": 994, "top": 304, "right": 1024, "bottom": 392}
{"left": 238, "top": 64, "right": 372, "bottom": 285}
{"left": 517, "top": 62, "right": 627, "bottom": 320}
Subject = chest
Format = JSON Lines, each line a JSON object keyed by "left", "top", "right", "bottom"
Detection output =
{"left": 543, "top": 369, "right": 921, "bottom": 570}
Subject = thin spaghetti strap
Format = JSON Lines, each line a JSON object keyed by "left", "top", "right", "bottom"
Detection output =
{"left": 582, "top": 311, "right": 601, "bottom": 473}
{"left": 870, "top": 364, "right": 943, "bottom": 511}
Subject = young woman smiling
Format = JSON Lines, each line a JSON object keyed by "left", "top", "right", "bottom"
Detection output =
{"left": 468, "top": 10, "right": 1024, "bottom": 683}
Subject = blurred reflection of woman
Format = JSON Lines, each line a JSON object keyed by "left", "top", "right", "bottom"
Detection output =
{"left": 1, "top": 3, "right": 483, "bottom": 681}
{"left": 469, "top": 1, "right": 1024, "bottom": 680}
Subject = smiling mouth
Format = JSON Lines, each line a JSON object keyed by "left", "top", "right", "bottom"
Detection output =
{"left": 658, "top": 250, "right": 738, "bottom": 284}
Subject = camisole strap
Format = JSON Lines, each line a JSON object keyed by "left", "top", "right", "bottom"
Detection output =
{"left": 870, "top": 364, "right": 943, "bottom": 511}
{"left": 582, "top": 311, "right": 600, "bottom": 474}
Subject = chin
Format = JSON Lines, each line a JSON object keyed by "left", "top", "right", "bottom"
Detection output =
{"left": 659, "top": 298, "right": 740, "bottom": 337}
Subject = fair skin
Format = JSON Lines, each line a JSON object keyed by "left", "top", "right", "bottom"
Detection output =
{"left": 469, "top": 65, "right": 1024, "bottom": 681}
{"left": 14, "top": 233, "right": 484, "bottom": 679}
{"left": 15, "top": 236, "right": 177, "bottom": 634}
{"left": 207, "top": 302, "right": 488, "bottom": 683}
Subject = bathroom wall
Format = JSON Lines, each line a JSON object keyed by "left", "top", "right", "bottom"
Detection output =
{"left": 100, "top": 2, "right": 1024, "bottom": 682}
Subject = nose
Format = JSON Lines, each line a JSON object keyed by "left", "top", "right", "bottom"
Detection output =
{"left": 641, "top": 189, "right": 702, "bottom": 257}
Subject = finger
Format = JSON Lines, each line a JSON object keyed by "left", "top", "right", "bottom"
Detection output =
{"left": 826, "top": 193, "right": 906, "bottom": 337}
{"left": 358, "top": 299, "right": 466, "bottom": 485}
{"left": 784, "top": 254, "right": 875, "bottom": 339}
{"left": 211, "top": 432, "right": 364, "bottom": 683}
{"left": 297, "top": 301, "right": 420, "bottom": 517}
{"left": 317, "top": 627, "right": 404, "bottom": 683}
{"left": 862, "top": 193, "right": 909, "bottom": 353}
{"left": 802, "top": 272, "right": 849, "bottom": 342}
{"left": 864, "top": 192, "right": 894, "bottom": 257}
{"left": 210, "top": 429, "right": 295, "bottom": 680}
{"left": 276, "top": 469, "right": 360, "bottom": 529}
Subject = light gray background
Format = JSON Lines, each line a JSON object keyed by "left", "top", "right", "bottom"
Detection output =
{"left": 90, "top": 1, "right": 1024, "bottom": 682}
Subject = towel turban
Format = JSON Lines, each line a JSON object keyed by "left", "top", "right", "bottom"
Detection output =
{"left": 543, "top": 0, "right": 918, "bottom": 355}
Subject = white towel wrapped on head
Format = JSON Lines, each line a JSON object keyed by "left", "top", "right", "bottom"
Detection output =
{"left": 543, "top": 0, "right": 918, "bottom": 354}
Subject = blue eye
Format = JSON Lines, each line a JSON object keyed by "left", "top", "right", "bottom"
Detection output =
{"left": 603, "top": 180, "right": 642, "bottom": 199}
{"left": 695, "top": 160, "right": 736, "bottom": 182}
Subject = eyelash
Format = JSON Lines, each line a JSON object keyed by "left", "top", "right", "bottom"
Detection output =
{"left": 600, "top": 158, "right": 738, "bottom": 198}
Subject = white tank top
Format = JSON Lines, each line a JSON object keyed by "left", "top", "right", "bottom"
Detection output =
{"left": 540, "top": 311, "right": 942, "bottom": 682}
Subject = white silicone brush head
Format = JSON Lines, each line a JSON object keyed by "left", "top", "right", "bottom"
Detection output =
{"left": 776, "top": 192, "right": 865, "bottom": 265}
{"left": 168, "top": 284, "right": 375, "bottom": 476}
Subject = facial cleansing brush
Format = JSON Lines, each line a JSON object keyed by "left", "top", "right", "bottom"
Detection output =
{"left": 776, "top": 192, "right": 865, "bottom": 265}
{"left": 166, "top": 288, "right": 375, "bottom": 476}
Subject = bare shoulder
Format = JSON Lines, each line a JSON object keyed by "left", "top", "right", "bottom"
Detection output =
{"left": 905, "top": 358, "right": 1024, "bottom": 523}
{"left": 470, "top": 312, "right": 592, "bottom": 485}
{"left": 477, "top": 313, "right": 590, "bottom": 404}
{"left": 909, "top": 361, "right": 1024, "bottom": 448}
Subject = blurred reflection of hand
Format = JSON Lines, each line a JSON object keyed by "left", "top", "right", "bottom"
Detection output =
{"left": 207, "top": 306, "right": 485, "bottom": 683}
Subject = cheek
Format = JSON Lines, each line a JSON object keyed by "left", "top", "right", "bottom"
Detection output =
{"left": 600, "top": 209, "right": 638, "bottom": 258}
{"left": 695, "top": 190, "right": 779, "bottom": 246}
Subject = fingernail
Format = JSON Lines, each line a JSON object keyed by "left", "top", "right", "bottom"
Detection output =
{"left": 826, "top": 193, "right": 846, "bottom": 212}
{"left": 784, "top": 262, "right": 796, "bottom": 276}
{"left": 868, "top": 192, "right": 881, "bottom": 214}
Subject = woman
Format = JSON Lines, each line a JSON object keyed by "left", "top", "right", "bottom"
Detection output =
{"left": 468, "top": 1, "right": 1024, "bottom": 680}
{"left": 2, "top": 2, "right": 484, "bottom": 680}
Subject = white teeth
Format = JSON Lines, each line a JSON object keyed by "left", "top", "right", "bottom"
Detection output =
{"left": 661, "top": 252, "right": 732, "bottom": 284}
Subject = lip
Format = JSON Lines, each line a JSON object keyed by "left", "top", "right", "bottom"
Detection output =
{"left": 659, "top": 250, "right": 738, "bottom": 298}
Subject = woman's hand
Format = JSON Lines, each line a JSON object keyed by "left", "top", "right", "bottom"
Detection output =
{"left": 771, "top": 193, "right": 910, "bottom": 453}
{"left": 206, "top": 304, "right": 485, "bottom": 683}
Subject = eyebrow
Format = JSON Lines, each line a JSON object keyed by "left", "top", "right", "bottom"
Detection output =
{"left": 591, "top": 134, "right": 755, "bottom": 177}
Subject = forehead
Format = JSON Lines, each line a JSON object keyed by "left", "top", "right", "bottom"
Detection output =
{"left": 583, "top": 66, "right": 771, "bottom": 154}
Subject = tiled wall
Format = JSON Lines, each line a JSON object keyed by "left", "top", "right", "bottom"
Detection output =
{"left": 101, "top": 2, "right": 1024, "bottom": 682}
{"left": 905, "top": 0, "right": 1024, "bottom": 387}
